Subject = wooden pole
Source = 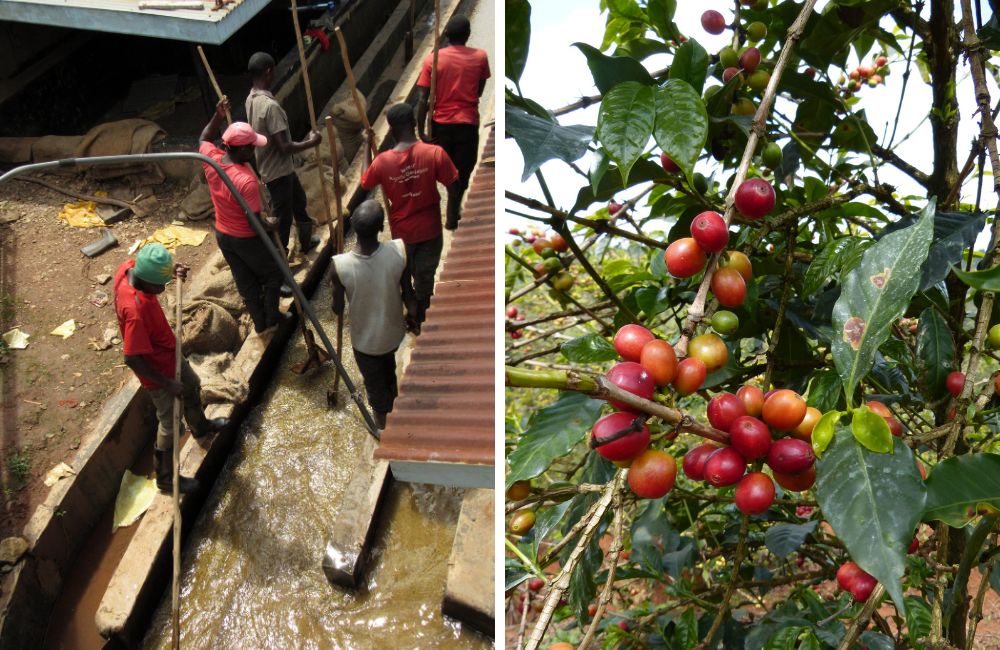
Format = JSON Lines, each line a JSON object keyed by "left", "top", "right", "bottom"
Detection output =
{"left": 325, "top": 116, "right": 345, "bottom": 397}
{"left": 428, "top": 0, "right": 441, "bottom": 140}
{"left": 290, "top": 0, "right": 335, "bottom": 233}
{"left": 171, "top": 277, "right": 183, "bottom": 650}
{"left": 334, "top": 27, "right": 377, "bottom": 153}
{"left": 196, "top": 45, "right": 231, "bottom": 123}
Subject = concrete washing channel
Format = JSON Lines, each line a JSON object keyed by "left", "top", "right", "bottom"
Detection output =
{"left": 0, "top": 0, "right": 494, "bottom": 646}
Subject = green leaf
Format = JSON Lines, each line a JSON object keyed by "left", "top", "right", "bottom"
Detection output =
{"left": 560, "top": 333, "right": 618, "bottom": 363}
{"left": 811, "top": 410, "right": 840, "bottom": 457}
{"left": 763, "top": 626, "right": 803, "bottom": 650}
{"left": 572, "top": 42, "right": 654, "bottom": 94}
{"left": 904, "top": 595, "right": 932, "bottom": 646}
{"left": 505, "top": 104, "right": 594, "bottom": 182}
{"left": 953, "top": 260, "right": 1000, "bottom": 291}
{"left": 571, "top": 156, "right": 666, "bottom": 214}
{"left": 505, "top": 392, "right": 605, "bottom": 487}
{"left": 807, "top": 370, "right": 844, "bottom": 413}
{"left": 923, "top": 453, "right": 1000, "bottom": 527}
{"left": 858, "top": 632, "right": 895, "bottom": 650}
{"left": 646, "top": 0, "right": 680, "bottom": 42}
{"left": 596, "top": 81, "right": 656, "bottom": 184}
{"left": 797, "top": 630, "right": 822, "bottom": 650}
{"left": 978, "top": 12, "right": 1000, "bottom": 50}
{"left": 653, "top": 79, "right": 708, "bottom": 183}
{"left": 851, "top": 405, "right": 893, "bottom": 453}
{"left": 568, "top": 537, "right": 602, "bottom": 621}
{"left": 815, "top": 424, "right": 927, "bottom": 614}
{"left": 635, "top": 285, "right": 671, "bottom": 318}
{"left": 831, "top": 113, "right": 878, "bottom": 153}
{"left": 505, "top": 0, "right": 531, "bottom": 84}
{"left": 673, "top": 608, "right": 698, "bottom": 649}
{"left": 878, "top": 210, "right": 988, "bottom": 290}
{"left": 803, "top": 238, "right": 854, "bottom": 296}
{"left": 915, "top": 307, "right": 955, "bottom": 399}
{"left": 631, "top": 497, "right": 675, "bottom": 576}
{"left": 831, "top": 200, "right": 935, "bottom": 403}
{"left": 669, "top": 39, "right": 709, "bottom": 94}
{"left": 765, "top": 521, "right": 818, "bottom": 558}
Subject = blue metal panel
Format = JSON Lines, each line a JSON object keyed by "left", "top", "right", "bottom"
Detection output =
{"left": 0, "top": 0, "right": 272, "bottom": 45}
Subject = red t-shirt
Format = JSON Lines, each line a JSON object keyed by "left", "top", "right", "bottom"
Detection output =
{"left": 199, "top": 141, "right": 261, "bottom": 238}
{"left": 360, "top": 142, "right": 459, "bottom": 244}
{"left": 114, "top": 260, "right": 176, "bottom": 389}
{"left": 417, "top": 45, "right": 490, "bottom": 125}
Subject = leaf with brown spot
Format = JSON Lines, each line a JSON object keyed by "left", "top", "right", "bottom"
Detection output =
{"left": 831, "top": 200, "right": 935, "bottom": 404}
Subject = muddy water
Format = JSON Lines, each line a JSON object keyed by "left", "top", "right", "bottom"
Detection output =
{"left": 142, "top": 289, "right": 490, "bottom": 649}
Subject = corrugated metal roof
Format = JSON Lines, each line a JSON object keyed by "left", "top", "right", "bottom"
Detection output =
{"left": 0, "top": 0, "right": 270, "bottom": 44}
{"left": 374, "top": 127, "right": 495, "bottom": 485}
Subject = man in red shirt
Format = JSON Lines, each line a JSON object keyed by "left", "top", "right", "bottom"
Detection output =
{"left": 416, "top": 14, "right": 490, "bottom": 230}
{"left": 199, "top": 98, "right": 286, "bottom": 334}
{"left": 114, "top": 243, "right": 228, "bottom": 494}
{"left": 361, "top": 103, "right": 459, "bottom": 328}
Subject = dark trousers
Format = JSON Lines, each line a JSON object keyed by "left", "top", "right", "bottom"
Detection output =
{"left": 405, "top": 234, "right": 443, "bottom": 322}
{"left": 432, "top": 121, "right": 479, "bottom": 193}
{"left": 353, "top": 347, "right": 399, "bottom": 415}
{"left": 216, "top": 231, "right": 283, "bottom": 332}
{"left": 266, "top": 172, "right": 312, "bottom": 252}
{"left": 148, "top": 359, "right": 208, "bottom": 450}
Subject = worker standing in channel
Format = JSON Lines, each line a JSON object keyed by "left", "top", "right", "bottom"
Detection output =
{"left": 330, "top": 200, "right": 416, "bottom": 429}
{"left": 416, "top": 14, "right": 490, "bottom": 230}
{"left": 199, "top": 97, "right": 286, "bottom": 334}
{"left": 361, "top": 103, "right": 459, "bottom": 329}
{"left": 245, "top": 52, "right": 322, "bottom": 257}
{"left": 114, "top": 244, "right": 229, "bottom": 494}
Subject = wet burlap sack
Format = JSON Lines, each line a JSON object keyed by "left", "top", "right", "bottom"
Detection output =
{"left": 181, "top": 300, "right": 239, "bottom": 355}
{"left": 295, "top": 146, "right": 352, "bottom": 227}
{"left": 179, "top": 174, "right": 213, "bottom": 221}
{"left": 327, "top": 89, "right": 367, "bottom": 164}
{"left": 189, "top": 352, "right": 249, "bottom": 405}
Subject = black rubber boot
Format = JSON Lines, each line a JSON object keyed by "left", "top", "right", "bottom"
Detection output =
{"left": 192, "top": 417, "right": 230, "bottom": 440}
{"left": 297, "top": 221, "right": 321, "bottom": 253}
{"left": 153, "top": 448, "right": 199, "bottom": 495}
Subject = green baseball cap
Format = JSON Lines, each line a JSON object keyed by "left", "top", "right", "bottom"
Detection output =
{"left": 133, "top": 243, "right": 173, "bottom": 285}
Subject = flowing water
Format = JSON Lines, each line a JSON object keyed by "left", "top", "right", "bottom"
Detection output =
{"left": 142, "top": 285, "right": 491, "bottom": 649}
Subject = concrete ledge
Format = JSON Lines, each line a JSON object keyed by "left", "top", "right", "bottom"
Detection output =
{"left": 442, "top": 489, "right": 494, "bottom": 637}
{"left": 387, "top": 460, "right": 492, "bottom": 489}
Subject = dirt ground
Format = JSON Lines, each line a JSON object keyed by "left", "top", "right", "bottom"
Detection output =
{"left": 0, "top": 171, "right": 215, "bottom": 539}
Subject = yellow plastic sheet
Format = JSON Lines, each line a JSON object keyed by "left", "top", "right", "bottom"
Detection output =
{"left": 2, "top": 328, "right": 29, "bottom": 349}
{"left": 57, "top": 200, "right": 106, "bottom": 229}
{"left": 112, "top": 470, "right": 157, "bottom": 532}
{"left": 144, "top": 225, "right": 208, "bottom": 250}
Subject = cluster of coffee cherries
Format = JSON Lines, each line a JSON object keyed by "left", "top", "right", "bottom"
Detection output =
{"left": 838, "top": 54, "right": 890, "bottom": 96}
{"left": 684, "top": 386, "right": 819, "bottom": 515}
{"left": 505, "top": 305, "right": 526, "bottom": 339}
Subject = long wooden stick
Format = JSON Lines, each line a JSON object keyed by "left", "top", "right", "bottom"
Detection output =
{"left": 290, "top": 0, "right": 335, "bottom": 233}
{"left": 195, "top": 46, "right": 323, "bottom": 368}
{"left": 171, "top": 277, "right": 183, "bottom": 650}
{"left": 196, "top": 46, "right": 231, "bottom": 123}
{"left": 334, "top": 27, "right": 376, "bottom": 153}
{"left": 325, "top": 116, "right": 346, "bottom": 396}
{"left": 428, "top": 0, "right": 441, "bottom": 140}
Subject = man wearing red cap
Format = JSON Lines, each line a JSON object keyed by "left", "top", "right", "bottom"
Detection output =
{"left": 416, "top": 14, "right": 489, "bottom": 230}
{"left": 114, "top": 243, "right": 228, "bottom": 494}
{"left": 199, "top": 98, "right": 286, "bottom": 334}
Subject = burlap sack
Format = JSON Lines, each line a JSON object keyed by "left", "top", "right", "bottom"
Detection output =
{"left": 181, "top": 300, "right": 239, "bottom": 355}
{"left": 327, "top": 89, "right": 367, "bottom": 164}
{"left": 189, "top": 352, "right": 248, "bottom": 405}
{"left": 178, "top": 174, "right": 213, "bottom": 221}
{"left": 295, "top": 146, "right": 350, "bottom": 226}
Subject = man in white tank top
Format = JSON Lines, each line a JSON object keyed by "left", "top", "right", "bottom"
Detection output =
{"left": 329, "top": 200, "right": 417, "bottom": 428}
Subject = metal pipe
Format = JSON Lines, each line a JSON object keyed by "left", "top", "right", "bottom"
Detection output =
{"left": 0, "top": 152, "right": 380, "bottom": 436}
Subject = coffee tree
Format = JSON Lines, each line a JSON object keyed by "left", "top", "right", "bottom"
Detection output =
{"left": 504, "top": 0, "right": 1000, "bottom": 648}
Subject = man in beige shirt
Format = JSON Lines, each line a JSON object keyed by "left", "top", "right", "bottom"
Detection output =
{"left": 329, "top": 200, "right": 417, "bottom": 429}
{"left": 245, "top": 51, "right": 322, "bottom": 258}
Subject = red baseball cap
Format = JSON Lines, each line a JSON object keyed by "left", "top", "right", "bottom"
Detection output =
{"left": 222, "top": 122, "right": 267, "bottom": 147}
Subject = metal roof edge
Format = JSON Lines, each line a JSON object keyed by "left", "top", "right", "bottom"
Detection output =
{"left": 0, "top": 0, "right": 270, "bottom": 45}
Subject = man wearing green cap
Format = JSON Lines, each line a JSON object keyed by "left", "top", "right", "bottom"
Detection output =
{"left": 113, "top": 243, "right": 228, "bottom": 494}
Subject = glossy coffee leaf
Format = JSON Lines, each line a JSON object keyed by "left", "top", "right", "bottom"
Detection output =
{"left": 851, "top": 405, "right": 893, "bottom": 454}
{"left": 953, "top": 260, "right": 1000, "bottom": 292}
{"left": 765, "top": 521, "right": 818, "bottom": 558}
{"left": 831, "top": 200, "right": 935, "bottom": 402}
{"left": 573, "top": 42, "right": 655, "bottom": 93}
{"left": 505, "top": 392, "right": 604, "bottom": 487}
{"left": 597, "top": 81, "right": 656, "bottom": 184}
{"left": 505, "top": 0, "right": 531, "bottom": 84}
{"left": 915, "top": 307, "right": 955, "bottom": 399}
{"left": 923, "top": 453, "right": 1000, "bottom": 527}
{"left": 811, "top": 410, "right": 840, "bottom": 457}
{"left": 560, "top": 333, "right": 619, "bottom": 363}
{"left": 815, "top": 424, "right": 926, "bottom": 614}
{"left": 506, "top": 104, "right": 594, "bottom": 181}
{"left": 653, "top": 79, "right": 708, "bottom": 183}
{"left": 669, "top": 39, "right": 709, "bottom": 94}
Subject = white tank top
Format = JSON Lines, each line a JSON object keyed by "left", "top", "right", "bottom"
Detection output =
{"left": 332, "top": 240, "right": 407, "bottom": 355}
